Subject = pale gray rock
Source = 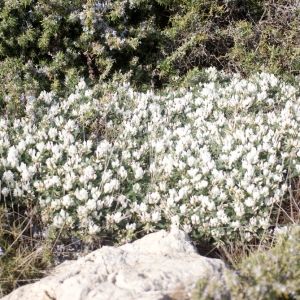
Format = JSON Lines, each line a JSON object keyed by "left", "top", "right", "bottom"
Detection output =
{"left": 3, "top": 228, "right": 227, "bottom": 300}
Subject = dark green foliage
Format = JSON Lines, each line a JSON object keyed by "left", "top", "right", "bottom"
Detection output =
{"left": 159, "top": 0, "right": 300, "bottom": 85}
{"left": 0, "top": 0, "right": 168, "bottom": 117}
{"left": 1, "top": 0, "right": 300, "bottom": 118}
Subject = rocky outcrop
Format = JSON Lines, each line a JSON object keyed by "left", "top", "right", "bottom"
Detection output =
{"left": 3, "top": 228, "right": 227, "bottom": 300}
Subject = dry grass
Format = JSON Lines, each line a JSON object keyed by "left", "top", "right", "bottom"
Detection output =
{"left": 1, "top": 176, "right": 299, "bottom": 298}
{"left": 0, "top": 201, "right": 109, "bottom": 298}
{"left": 0, "top": 204, "right": 49, "bottom": 297}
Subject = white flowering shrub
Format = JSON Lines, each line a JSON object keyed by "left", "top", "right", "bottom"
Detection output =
{"left": 1, "top": 68, "right": 300, "bottom": 245}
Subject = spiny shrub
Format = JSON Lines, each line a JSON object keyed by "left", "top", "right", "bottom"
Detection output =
{"left": 1, "top": 67, "right": 300, "bottom": 247}
{"left": 0, "top": 0, "right": 166, "bottom": 113}
{"left": 159, "top": 0, "right": 300, "bottom": 85}
{"left": 2, "top": 0, "right": 300, "bottom": 117}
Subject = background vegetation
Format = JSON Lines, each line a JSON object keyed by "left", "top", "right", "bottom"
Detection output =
{"left": 1, "top": 0, "right": 300, "bottom": 116}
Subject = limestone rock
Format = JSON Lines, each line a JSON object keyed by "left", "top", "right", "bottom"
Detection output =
{"left": 3, "top": 228, "right": 227, "bottom": 300}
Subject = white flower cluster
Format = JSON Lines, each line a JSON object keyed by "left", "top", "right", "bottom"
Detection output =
{"left": 1, "top": 69, "right": 299, "bottom": 244}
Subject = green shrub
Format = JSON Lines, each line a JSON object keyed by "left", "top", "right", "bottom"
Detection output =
{"left": 0, "top": 0, "right": 166, "bottom": 117}
{"left": 191, "top": 225, "right": 300, "bottom": 300}
{"left": 157, "top": 0, "right": 300, "bottom": 86}
{"left": 1, "top": 0, "right": 300, "bottom": 118}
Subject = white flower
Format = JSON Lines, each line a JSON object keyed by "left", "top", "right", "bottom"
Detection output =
{"left": 48, "top": 128, "right": 58, "bottom": 139}
{"left": 122, "top": 150, "right": 131, "bottom": 160}
{"left": 33, "top": 180, "right": 44, "bottom": 192}
{"left": 155, "top": 140, "right": 165, "bottom": 153}
{"left": 28, "top": 149, "right": 41, "bottom": 162}
{"left": 132, "top": 150, "right": 141, "bottom": 160}
{"left": 139, "top": 203, "right": 147, "bottom": 212}
{"left": 101, "top": 170, "right": 113, "bottom": 183}
{"left": 167, "top": 197, "right": 175, "bottom": 207}
{"left": 80, "top": 166, "right": 96, "bottom": 184}
{"left": 82, "top": 140, "right": 93, "bottom": 152}
{"left": 226, "top": 177, "right": 234, "bottom": 188}
{"left": 96, "top": 200, "right": 104, "bottom": 210}
{"left": 78, "top": 78, "right": 87, "bottom": 90}
{"left": 140, "top": 212, "right": 151, "bottom": 223}
{"left": 1, "top": 187, "right": 10, "bottom": 197}
{"left": 210, "top": 186, "right": 220, "bottom": 199}
{"left": 17, "top": 140, "right": 26, "bottom": 153}
{"left": 77, "top": 206, "right": 88, "bottom": 220}
{"left": 159, "top": 181, "right": 166, "bottom": 191}
{"left": 206, "top": 199, "right": 216, "bottom": 211}
{"left": 201, "top": 166, "right": 209, "bottom": 175}
{"left": 53, "top": 215, "right": 64, "bottom": 227}
{"left": 118, "top": 166, "right": 128, "bottom": 179}
{"left": 231, "top": 221, "right": 241, "bottom": 230}
{"left": 86, "top": 199, "right": 97, "bottom": 211}
{"left": 126, "top": 223, "right": 136, "bottom": 231}
{"left": 96, "top": 140, "right": 111, "bottom": 158}
{"left": 209, "top": 218, "right": 220, "bottom": 227}
{"left": 134, "top": 166, "right": 144, "bottom": 180}
{"left": 161, "top": 156, "right": 174, "bottom": 174}
{"left": 195, "top": 180, "right": 208, "bottom": 190}
{"left": 133, "top": 183, "right": 141, "bottom": 193}
{"left": 88, "top": 223, "right": 100, "bottom": 235}
{"left": 85, "top": 89, "right": 93, "bottom": 97}
{"left": 112, "top": 159, "right": 120, "bottom": 168}
{"left": 104, "top": 196, "right": 114, "bottom": 207}
{"left": 13, "top": 187, "right": 23, "bottom": 197}
{"left": 147, "top": 192, "right": 160, "bottom": 204}
{"left": 64, "top": 120, "right": 76, "bottom": 132}
{"left": 219, "top": 192, "right": 227, "bottom": 201}
{"left": 151, "top": 211, "right": 161, "bottom": 222}
{"left": 2, "top": 171, "right": 14, "bottom": 184}
{"left": 234, "top": 202, "right": 245, "bottom": 217}
{"left": 252, "top": 190, "right": 260, "bottom": 201}
{"left": 187, "top": 156, "right": 197, "bottom": 167}
{"left": 187, "top": 168, "right": 199, "bottom": 178}
{"left": 61, "top": 195, "right": 73, "bottom": 208}
{"left": 180, "top": 204, "right": 187, "bottom": 214}
{"left": 91, "top": 187, "right": 101, "bottom": 200}
{"left": 171, "top": 215, "right": 180, "bottom": 226}
{"left": 117, "top": 195, "right": 128, "bottom": 208}
{"left": 191, "top": 214, "right": 200, "bottom": 225}
{"left": 36, "top": 142, "right": 45, "bottom": 153}
{"left": 50, "top": 199, "right": 61, "bottom": 210}
{"left": 75, "top": 188, "right": 89, "bottom": 201}
{"left": 113, "top": 212, "right": 123, "bottom": 223}
{"left": 178, "top": 186, "right": 189, "bottom": 200}
{"left": 183, "top": 224, "right": 192, "bottom": 233}
{"left": 216, "top": 209, "right": 229, "bottom": 224}
{"left": 63, "top": 176, "right": 73, "bottom": 191}
{"left": 149, "top": 162, "right": 156, "bottom": 174}
{"left": 244, "top": 232, "right": 253, "bottom": 242}
{"left": 104, "top": 179, "right": 120, "bottom": 193}
{"left": 245, "top": 197, "right": 256, "bottom": 208}
{"left": 7, "top": 146, "right": 19, "bottom": 167}
{"left": 246, "top": 184, "right": 255, "bottom": 194}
